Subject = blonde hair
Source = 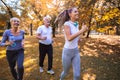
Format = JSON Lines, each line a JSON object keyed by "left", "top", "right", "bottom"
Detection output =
{"left": 10, "top": 17, "right": 20, "bottom": 22}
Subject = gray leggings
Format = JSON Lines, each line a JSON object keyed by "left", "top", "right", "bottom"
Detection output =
{"left": 60, "top": 47, "right": 80, "bottom": 80}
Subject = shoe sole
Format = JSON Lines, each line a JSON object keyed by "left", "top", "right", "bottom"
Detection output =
{"left": 40, "top": 71, "right": 44, "bottom": 73}
{"left": 47, "top": 72, "right": 54, "bottom": 75}
{"left": 40, "top": 70, "right": 44, "bottom": 73}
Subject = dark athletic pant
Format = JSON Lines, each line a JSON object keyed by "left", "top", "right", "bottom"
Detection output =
{"left": 39, "top": 43, "right": 53, "bottom": 70}
{"left": 6, "top": 48, "right": 24, "bottom": 80}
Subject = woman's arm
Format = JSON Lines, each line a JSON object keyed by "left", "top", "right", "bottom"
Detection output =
{"left": 21, "top": 30, "right": 25, "bottom": 48}
{"left": 0, "top": 30, "right": 11, "bottom": 46}
{"left": 21, "top": 39, "right": 24, "bottom": 48}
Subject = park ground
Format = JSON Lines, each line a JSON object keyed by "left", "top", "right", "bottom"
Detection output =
{"left": 0, "top": 34, "right": 120, "bottom": 80}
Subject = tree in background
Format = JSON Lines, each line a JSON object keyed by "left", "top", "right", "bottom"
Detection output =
{"left": 1, "top": 0, "right": 13, "bottom": 29}
{"left": 0, "top": 0, "right": 22, "bottom": 29}
{"left": 20, "top": 0, "right": 66, "bottom": 37}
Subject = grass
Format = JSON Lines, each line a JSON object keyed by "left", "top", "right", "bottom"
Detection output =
{"left": 0, "top": 34, "right": 120, "bottom": 80}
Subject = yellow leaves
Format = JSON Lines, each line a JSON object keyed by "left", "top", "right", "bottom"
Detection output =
{"left": 83, "top": 73, "right": 96, "bottom": 80}
{"left": 98, "top": 26, "right": 111, "bottom": 32}
{"left": 97, "top": 28, "right": 106, "bottom": 32}
{"left": 97, "top": 26, "right": 116, "bottom": 35}
{"left": 24, "top": 59, "right": 36, "bottom": 66}
{"left": 0, "top": 55, "right": 6, "bottom": 59}
{"left": 117, "top": 18, "right": 120, "bottom": 24}
{"left": 0, "top": 21, "right": 5, "bottom": 26}
{"left": 102, "top": 15, "right": 109, "bottom": 21}
{"left": 75, "top": 0, "right": 80, "bottom": 5}
{"left": 82, "top": 68, "right": 96, "bottom": 80}
{"left": 0, "top": 47, "right": 6, "bottom": 59}
{"left": 112, "top": 8, "right": 120, "bottom": 13}
{"left": 102, "top": 8, "right": 120, "bottom": 21}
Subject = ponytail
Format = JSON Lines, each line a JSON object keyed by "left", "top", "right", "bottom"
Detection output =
{"left": 54, "top": 9, "right": 70, "bottom": 27}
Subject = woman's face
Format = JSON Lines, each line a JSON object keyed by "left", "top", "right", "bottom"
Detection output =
{"left": 69, "top": 8, "right": 79, "bottom": 20}
{"left": 11, "top": 19, "right": 20, "bottom": 28}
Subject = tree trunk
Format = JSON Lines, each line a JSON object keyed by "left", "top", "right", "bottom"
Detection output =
{"left": 116, "top": 26, "right": 120, "bottom": 35}
{"left": 86, "top": 12, "right": 92, "bottom": 38}
{"left": 30, "top": 23, "right": 33, "bottom": 36}
{"left": 86, "top": 29, "right": 91, "bottom": 38}
{"left": 1, "top": 0, "right": 13, "bottom": 18}
{"left": 1, "top": 0, "right": 13, "bottom": 29}
{"left": 52, "top": 27, "right": 56, "bottom": 37}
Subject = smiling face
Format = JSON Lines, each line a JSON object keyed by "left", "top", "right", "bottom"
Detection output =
{"left": 10, "top": 17, "right": 20, "bottom": 28}
{"left": 68, "top": 8, "right": 79, "bottom": 21}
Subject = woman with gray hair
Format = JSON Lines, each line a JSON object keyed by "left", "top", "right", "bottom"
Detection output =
{"left": 0, "top": 17, "right": 25, "bottom": 80}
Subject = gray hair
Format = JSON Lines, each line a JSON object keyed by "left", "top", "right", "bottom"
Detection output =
{"left": 10, "top": 17, "right": 20, "bottom": 22}
{"left": 43, "top": 16, "right": 51, "bottom": 21}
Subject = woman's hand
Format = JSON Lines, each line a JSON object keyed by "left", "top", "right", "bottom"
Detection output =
{"left": 81, "top": 23, "right": 88, "bottom": 32}
{"left": 6, "top": 41, "right": 14, "bottom": 46}
{"left": 21, "top": 40, "right": 25, "bottom": 48}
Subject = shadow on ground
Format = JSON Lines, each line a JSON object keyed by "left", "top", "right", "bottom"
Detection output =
{"left": 0, "top": 35, "right": 120, "bottom": 80}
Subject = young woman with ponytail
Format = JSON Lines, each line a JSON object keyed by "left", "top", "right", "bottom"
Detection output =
{"left": 55, "top": 7, "right": 88, "bottom": 80}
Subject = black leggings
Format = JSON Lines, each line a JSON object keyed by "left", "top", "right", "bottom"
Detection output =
{"left": 39, "top": 43, "right": 53, "bottom": 70}
{"left": 6, "top": 49, "right": 24, "bottom": 80}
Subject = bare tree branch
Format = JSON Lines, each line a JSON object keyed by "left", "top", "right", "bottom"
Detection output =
{"left": 1, "top": 0, "right": 13, "bottom": 18}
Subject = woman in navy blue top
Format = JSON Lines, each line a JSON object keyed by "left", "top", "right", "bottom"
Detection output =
{"left": 0, "top": 17, "right": 25, "bottom": 80}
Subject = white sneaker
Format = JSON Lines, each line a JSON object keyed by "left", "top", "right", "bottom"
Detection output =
{"left": 47, "top": 69, "right": 54, "bottom": 75}
{"left": 39, "top": 67, "right": 44, "bottom": 73}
